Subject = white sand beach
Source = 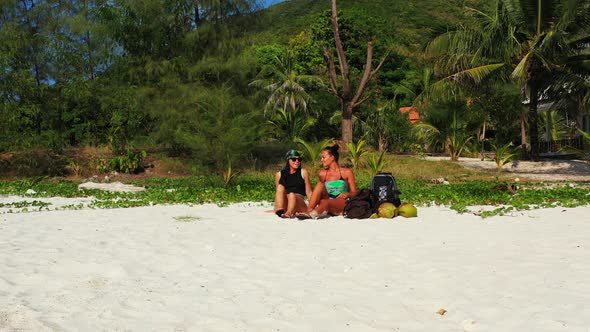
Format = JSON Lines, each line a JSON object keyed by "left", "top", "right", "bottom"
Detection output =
{"left": 1, "top": 201, "right": 590, "bottom": 331}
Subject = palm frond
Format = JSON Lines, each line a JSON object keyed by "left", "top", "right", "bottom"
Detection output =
{"left": 421, "top": 78, "right": 465, "bottom": 103}
{"left": 511, "top": 50, "right": 533, "bottom": 83}
{"left": 366, "top": 151, "right": 388, "bottom": 177}
{"left": 393, "top": 84, "right": 417, "bottom": 99}
{"left": 555, "top": 0, "right": 579, "bottom": 30}
{"left": 294, "top": 137, "right": 334, "bottom": 170}
{"left": 412, "top": 123, "right": 441, "bottom": 142}
{"left": 421, "top": 63, "right": 505, "bottom": 103}
{"left": 452, "top": 63, "right": 507, "bottom": 83}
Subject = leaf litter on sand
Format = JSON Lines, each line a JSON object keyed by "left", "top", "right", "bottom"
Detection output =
{"left": 173, "top": 215, "right": 201, "bottom": 222}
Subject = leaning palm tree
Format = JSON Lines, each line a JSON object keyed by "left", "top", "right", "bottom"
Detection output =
{"left": 424, "top": 0, "right": 590, "bottom": 161}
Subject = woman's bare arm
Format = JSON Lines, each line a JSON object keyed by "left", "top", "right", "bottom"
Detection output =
{"left": 302, "top": 168, "right": 313, "bottom": 198}
{"left": 342, "top": 168, "right": 357, "bottom": 198}
{"left": 275, "top": 171, "right": 281, "bottom": 188}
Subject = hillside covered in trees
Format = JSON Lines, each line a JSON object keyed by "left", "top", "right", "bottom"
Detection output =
{"left": 1, "top": 0, "right": 588, "bottom": 176}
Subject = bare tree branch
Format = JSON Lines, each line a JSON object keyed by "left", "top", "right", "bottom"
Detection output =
{"left": 350, "top": 41, "right": 374, "bottom": 106}
{"left": 323, "top": 47, "right": 341, "bottom": 98}
{"left": 354, "top": 94, "right": 372, "bottom": 108}
{"left": 330, "top": 0, "right": 350, "bottom": 95}
{"left": 371, "top": 49, "right": 390, "bottom": 77}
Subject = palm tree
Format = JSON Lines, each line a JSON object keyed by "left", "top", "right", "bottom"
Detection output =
{"left": 424, "top": 0, "right": 590, "bottom": 161}
{"left": 412, "top": 101, "right": 480, "bottom": 161}
{"left": 250, "top": 50, "right": 322, "bottom": 115}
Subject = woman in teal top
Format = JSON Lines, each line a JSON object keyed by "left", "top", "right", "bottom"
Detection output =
{"left": 296, "top": 145, "right": 357, "bottom": 219}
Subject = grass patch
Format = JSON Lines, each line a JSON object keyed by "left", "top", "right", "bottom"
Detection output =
{"left": 0, "top": 156, "right": 588, "bottom": 217}
{"left": 381, "top": 155, "right": 512, "bottom": 182}
{"left": 153, "top": 156, "right": 194, "bottom": 176}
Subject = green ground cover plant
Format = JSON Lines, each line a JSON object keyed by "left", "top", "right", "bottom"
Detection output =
{"left": 0, "top": 201, "right": 51, "bottom": 211}
{"left": 1, "top": 156, "right": 589, "bottom": 217}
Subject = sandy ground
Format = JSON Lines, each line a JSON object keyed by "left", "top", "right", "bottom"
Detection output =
{"left": 425, "top": 157, "right": 590, "bottom": 182}
{"left": 1, "top": 200, "right": 590, "bottom": 331}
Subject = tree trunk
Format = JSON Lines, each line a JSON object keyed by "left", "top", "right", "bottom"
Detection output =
{"left": 528, "top": 84, "right": 540, "bottom": 161}
{"left": 520, "top": 113, "right": 527, "bottom": 159}
{"left": 378, "top": 133, "right": 387, "bottom": 152}
{"left": 480, "top": 120, "right": 486, "bottom": 161}
{"left": 341, "top": 103, "right": 353, "bottom": 151}
{"left": 545, "top": 110, "right": 552, "bottom": 143}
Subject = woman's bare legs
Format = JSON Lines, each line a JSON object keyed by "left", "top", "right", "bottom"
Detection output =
{"left": 284, "top": 193, "right": 307, "bottom": 217}
{"left": 274, "top": 184, "right": 287, "bottom": 215}
{"left": 314, "top": 197, "right": 347, "bottom": 216}
{"left": 296, "top": 182, "right": 347, "bottom": 219}
{"left": 306, "top": 182, "right": 327, "bottom": 212}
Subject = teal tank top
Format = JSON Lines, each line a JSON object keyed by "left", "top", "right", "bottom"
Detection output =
{"left": 323, "top": 168, "right": 349, "bottom": 198}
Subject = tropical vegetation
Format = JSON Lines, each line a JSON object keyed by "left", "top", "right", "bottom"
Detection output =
{"left": 1, "top": 0, "right": 589, "bottom": 179}
{"left": 423, "top": 0, "right": 590, "bottom": 160}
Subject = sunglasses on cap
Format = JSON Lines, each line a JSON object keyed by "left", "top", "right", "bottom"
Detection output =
{"left": 289, "top": 157, "right": 302, "bottom": 162}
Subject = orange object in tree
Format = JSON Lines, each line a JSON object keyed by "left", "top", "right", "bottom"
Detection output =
{"left": 399, "top": 106, "right": 421, "bottom": 124}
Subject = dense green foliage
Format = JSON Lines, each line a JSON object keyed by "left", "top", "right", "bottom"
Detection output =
{"left": 423, "top": 0, "right": 590, "bottom": 160}
{"left": 1, "top": 0, "right": 589, "bottom": 176}
{"left": 0, "top": 1, "right": 475, "bottom": 156}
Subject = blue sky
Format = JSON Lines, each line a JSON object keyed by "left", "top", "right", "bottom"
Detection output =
{"left": 263, "top": 0, "right": 286, "bottom": 7}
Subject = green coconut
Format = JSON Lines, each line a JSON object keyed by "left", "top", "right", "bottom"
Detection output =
{"left": 398, "top": 203, "right": 418, "bottom": 218}
{"left": 377, "top": 202, "right": 397, "bottom": 218}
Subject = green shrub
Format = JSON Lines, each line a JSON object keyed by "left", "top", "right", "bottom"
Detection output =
{"left": 108, "top": 150, "right": 147, "bottom": 174}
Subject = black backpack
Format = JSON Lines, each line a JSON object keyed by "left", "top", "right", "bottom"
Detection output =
{"left": 371, "top": 172, "right": 401, "bottom": 207}
{"left": 343, "top": 189, "right": 376, "bottom": 219}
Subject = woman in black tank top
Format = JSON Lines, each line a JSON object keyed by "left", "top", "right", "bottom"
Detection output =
{"left": 274, "top": 150, "right": 312, "bottom": 218}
